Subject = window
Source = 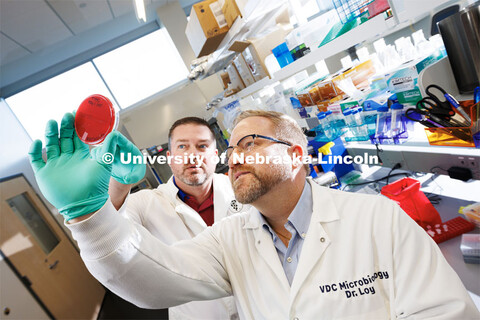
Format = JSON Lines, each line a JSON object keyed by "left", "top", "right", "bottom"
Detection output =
{"left": 8, "top": 193, "right": 60, "bottom": 254}
{"left": 6, "top": 63, "right": 116, "bottom": 142}
{"left": 6, "top": 27, "right": 188, "bottom": 141}
{"left": 93, "top": 28, "right": 188, "bottom": 108}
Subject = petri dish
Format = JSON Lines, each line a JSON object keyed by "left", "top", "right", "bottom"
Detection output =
{"left": 74, "top": 94, "right": 118, "bottom": 145}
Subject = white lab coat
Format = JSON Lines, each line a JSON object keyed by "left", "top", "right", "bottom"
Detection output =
{"left": 69, "top": 179, "right": 479, "bottom": 320}
{"left": 121, "top": 174, "right": 247, "bottom": 320}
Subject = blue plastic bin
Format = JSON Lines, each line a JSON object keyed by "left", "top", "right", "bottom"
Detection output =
{"left": 272, "top": 42, "right": 294, "bottom": 68}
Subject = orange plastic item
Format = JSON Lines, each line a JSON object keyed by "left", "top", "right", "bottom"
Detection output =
{"left": 317, "top": 81, "right": 339, "bottom": 100}
{"left": 332, "top": 60, "right": 376, "bottom": 90}
{"left": 424, "top": 101, "right": 479, "bottom": 148}
{"left": 297, "top": 92, "right": 314, "bottom": 107}
{"left": 308, "top": 86, "right": 322, "bottom": 104}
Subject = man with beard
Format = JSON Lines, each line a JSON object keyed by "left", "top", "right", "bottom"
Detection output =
{"left": 109, "top": 117, "right": 245, "bottom": 320}
{"left": 30, "top": 111, "right": 478, "bottom": 319}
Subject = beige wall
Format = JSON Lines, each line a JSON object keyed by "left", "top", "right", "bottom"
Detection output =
{"left": 119, "top": 75, "right": 224, "bottom": 149}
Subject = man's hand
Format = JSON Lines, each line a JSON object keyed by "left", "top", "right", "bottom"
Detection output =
{"left": 29, "top": 113, "right": 115, "bottom": 221}
{"left": 91, "top": 131, "right": 146, "bottom": 185}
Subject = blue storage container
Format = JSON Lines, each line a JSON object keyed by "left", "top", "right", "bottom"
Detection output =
{"left": 272, "top": 42, "right": 294, "bottom": 68}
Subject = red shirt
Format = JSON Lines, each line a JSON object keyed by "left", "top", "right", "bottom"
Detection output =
{"left": 183, "top": 192, "right": 214, "bottom": 226}
{"left": 173, "top": 177, "right": 215, "bottom": 226}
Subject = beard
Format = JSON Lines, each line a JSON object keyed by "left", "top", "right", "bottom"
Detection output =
{"left": 230, "top": 163, "right": 289, "bottom": 204}
{"left": 176, "top": 165, "right": 209, "bottom": 186}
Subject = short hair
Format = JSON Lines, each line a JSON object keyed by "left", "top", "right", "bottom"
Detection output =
{"left": 233, "top": 110, "right": 309, "bottom": 174}
{"left": 168, "top": 117, "right": 216, "bottom": 150}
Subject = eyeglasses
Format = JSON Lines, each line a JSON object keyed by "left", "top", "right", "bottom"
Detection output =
{"left": 223, "top": 134, "right": 292, "bottom": 162}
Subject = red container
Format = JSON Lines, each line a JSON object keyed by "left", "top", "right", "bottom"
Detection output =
{"left": 381, "top": 178, "right": 442, "bottom": 229}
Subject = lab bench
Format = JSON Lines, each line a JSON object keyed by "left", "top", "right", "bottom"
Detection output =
{"left": 344, "top": 166, "right": 480, "bottom": 302}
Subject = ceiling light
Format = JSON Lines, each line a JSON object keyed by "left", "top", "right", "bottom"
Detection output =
{"left": 133, "top": 0, "right": 147, "bottom": 23}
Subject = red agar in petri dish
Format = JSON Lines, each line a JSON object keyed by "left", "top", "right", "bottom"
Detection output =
{"left": 75, "top": 94, "right": 116, "bottom": 145}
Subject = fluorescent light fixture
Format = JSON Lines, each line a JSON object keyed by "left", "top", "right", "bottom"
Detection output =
{"left": 133, "top": 0, "right": 146, "bottom": 22}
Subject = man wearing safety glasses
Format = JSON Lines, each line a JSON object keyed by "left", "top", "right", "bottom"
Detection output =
{"left": 30, "top": 110, "right": 478, "bottom": 319}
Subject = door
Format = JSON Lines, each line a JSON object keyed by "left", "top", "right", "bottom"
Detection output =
{"left": 1, "top": 258, "right": 50, "bottom": 319}
{"left": 0, "top": 175, "right": 105, "bottom": 319}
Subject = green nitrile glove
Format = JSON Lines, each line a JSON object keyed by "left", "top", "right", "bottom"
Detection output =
{"left": 29, "top": 113, "right": 116, "bottom": 221}
{"left": 91, "top": 131, "right": 146, "bottom": 185}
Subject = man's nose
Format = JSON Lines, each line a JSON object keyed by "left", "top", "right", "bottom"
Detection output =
{"left": 228, "top": 148, "right": 242, "bottom": 168}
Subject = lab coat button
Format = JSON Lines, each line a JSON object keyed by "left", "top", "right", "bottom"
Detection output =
{"left": 301, "top": 232, "right": 306, "bottom": 238}
{"left": 287, "top": 257, "right": 293, "bottom": 263}
{"left": 320, "top": 237, "right": 325, "bottom": 242}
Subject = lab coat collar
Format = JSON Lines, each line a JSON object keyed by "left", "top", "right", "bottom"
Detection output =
{"left": 161, "top": 174, "right": 236, "bottom": 226}
{"left": 290, "top": 179, "right": 339, "bottom": 302}
{"left": 309, "top": 177, "right": 340, "bottom": 223}
{"left": 162, "top": 177, "right": 179, "bottom": 203}
{"left": 243, "top": 178, "right": 340, "bottom": 229}
{"left": 162, "top": 177, "right": 207, "bottom": 234}
{"left": 172, "top": 176, "right": 188, "bottom": 202}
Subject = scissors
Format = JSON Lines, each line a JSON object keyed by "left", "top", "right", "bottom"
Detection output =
{"left": 405, "top": 107, "right": 473, "bottom": 142}
{"left": 405, "top": 107, "right": 450, "bottom": 128}
{"left": 415, "top": 84, "right": 468, "bottom": 127}
{"left": 417, "top": 85, "right": 455, "bottom": 118}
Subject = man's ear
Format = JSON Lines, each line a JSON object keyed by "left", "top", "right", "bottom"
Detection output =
{"left": 166, "top": 150, "right": 171, "bottom": 157}
{"left": 290, "top": 145, "right": 304, "bottom": 169}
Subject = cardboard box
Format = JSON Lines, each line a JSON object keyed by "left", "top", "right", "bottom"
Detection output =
{"left": 229, "top": 23, "right": 293, "bottom": 78}
{"left": 222, "top": 0, "right": 241, "bottom": 28}
{"left": 242, "top": 45, "right": 269, "bottom": 81}
{"left": 233, "top": 54, "right": 255, "bottom": 87}
{"left": 226, "top": 62, "right": 246, "bottom": 91}
{"left": 220, "top": 72, "right": 230, "bottom": 89}
{"left": 185, "top": 0, "right": 230, "bottom": 58}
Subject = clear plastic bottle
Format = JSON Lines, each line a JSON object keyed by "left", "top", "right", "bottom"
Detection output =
{"left": 390, "top": 103, "right": 404, "bottom": 137}
{"left": 343, "top": 108, "right": 354, "bottom": 125}
{"left": 412, "top": 29, "right": 434, "bottom": 58}
{"left": 375, "top": 106, "right": 391, "bottom": 142}
{"left": 343, "top": 108, "right": 359, "bottom": 140}
{"left": 351, "top": 108, "right": 369, "bottom": 139}
{"left": 317, "top": 112, "right": 335, "bottom": 140}
{"left": 327, "top": 109, "right": 347, "bottom": 136}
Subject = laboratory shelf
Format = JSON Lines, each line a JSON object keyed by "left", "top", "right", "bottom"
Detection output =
{"left": 207, "top": 3, "right": 431, "bottom": 109}
{"left": 237, "top": 77, "right": 275, "bottom": 98}
{"left": 272, "top": 11, "right": 431, "bottom": 82}
{"left": 211, "top": 13, "right": 387, "bottom": 108}
{"left": 273, "top": 14, "right": 388, "bottom": 82}
{"left": 215, "top": 77, "right": 276, "bottom": 109}
{"left": 200, "top": 0, "right": 289, "bottom": 79}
